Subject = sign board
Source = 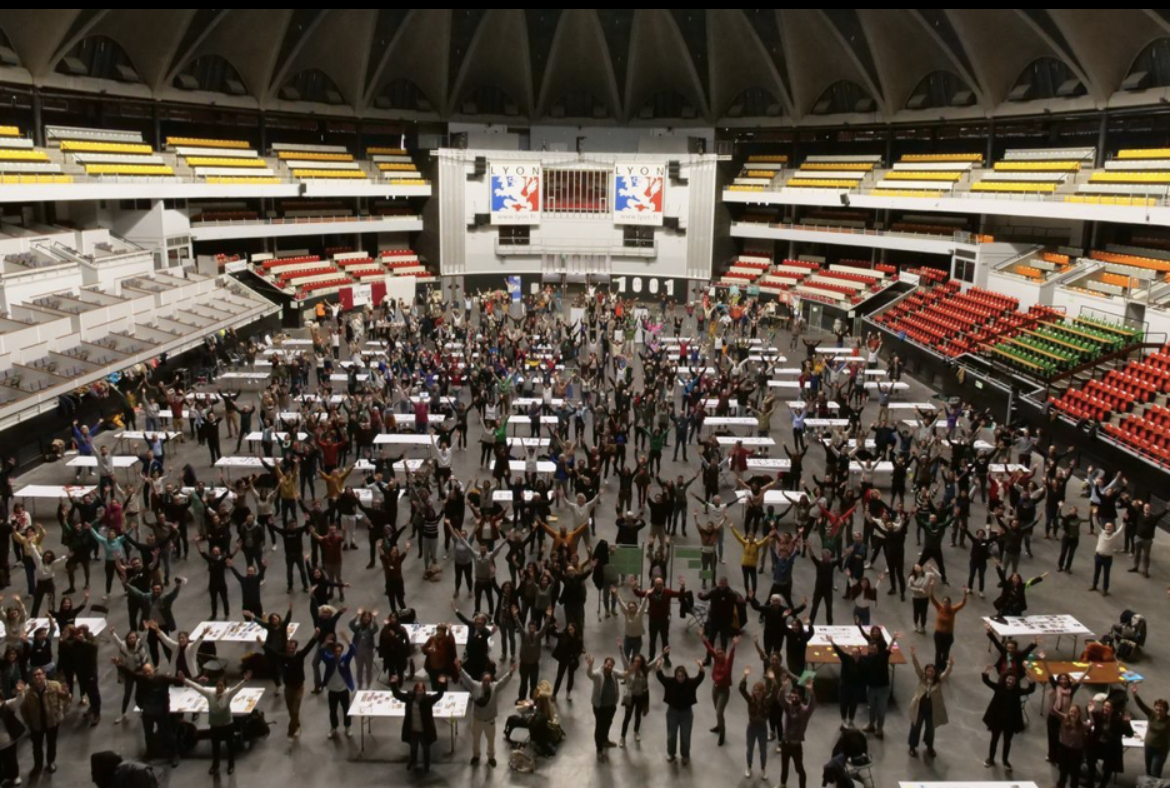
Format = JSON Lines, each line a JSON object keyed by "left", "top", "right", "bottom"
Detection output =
{"left": 490, "top": 161, "right": 542, "bottom": 225}
{"left": 613, "top": 162, "right": 665, "bottom": 226}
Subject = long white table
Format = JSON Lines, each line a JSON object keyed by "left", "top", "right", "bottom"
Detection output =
{"left": 983, "top": 614, "right": 1092, "bottom": 654}
{"left": 244, "top": 432, "right": 309, "bottom": 442}
{"left": 15, "top": 484, "right": 95, "bottom": 501}
{"left": 506, "top": 437, "right": 550, "bottom": 448}
{"left": 805, "top": 418, "right": 850, "bottom": 428}
{"left": 512, "top": 398, "right": 565, "bottom": 409}
{"left": 508, "top": 460, "right": 556, "bottom": 475}
{"left": 215, "top": 456, "right": 267, "bottom": 470}
{"left": 887, "top": 402, "right": 937, "bottom": 410}
{"left": 330, "top": 373, "right": 370, "bottom": 382}
{"left": 355, "top": 458, "right": 426, "bottom": 472}
{"left": 373, "top": 434, "right": 436, "bottom": 446}
{"left": 404, "top": 624, "right": 469, "bottom": 646}
{"left": 866, "top": 381, "right": 910, "bottom": 391}
{"left": 137, "top": 686, "right": 265, "bottom": 716}
{"left": 899, "top": 783, "right": 1038, "bottom": 788}
{"left": 275, "top": 338, "right": 314, "bottom": 347}
{"left": 190, "top": 620, "right": 300, "bottom": 644}
{"left": 989, "top": 464, "right": 1030, "bottom": 474}
{"left": 704, "top": 417, "right": 758, "bottom": 431}
{"left": 745, "top": 459, "right": 791, "bottom": 472}
{"left": 348, "top": 690, "right": 470, "bottom": 755}
{"left": 789, "top": 401, "right": 840, "bottom": 410}
{"left": 808, "top": 625, "right": 893, "bottom": 648}
{"left": 218, "top": 372, "right": 271, "bottom": 382}
{"left": 66, "top": 455, "right": 139, "bottom": 469}
{"left": 734, "top": 490, "right": 805, "bottom": 505}
{"left": 385, "top": 414, "right": 449, "bottom": 428}
{"left": 116, "top": 430, "right": 180, "bottom": 443}
{"left": 849, "top": 461, "right": 895, "bottom": 474}
{"left": 0, "top": 617, "right": 108, "bottom": 639}
{"left": 982, "top": 615, "right": 1092, "bottom": 638}
{"left": 716, "top": 436, "right": 775, "bottom": 447}
{"left": 494, "top": 490, "right": 553, "bottom": 503}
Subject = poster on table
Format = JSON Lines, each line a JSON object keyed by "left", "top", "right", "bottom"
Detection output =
{"left": 490, "top": 161, "right": 542, "bottom": 225}
{"left": 613, "top": 162, "right": 665, "bottom": 226}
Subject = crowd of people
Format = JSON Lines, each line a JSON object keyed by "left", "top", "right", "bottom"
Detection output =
{"left": 0, "top": 283, "right": 1163, "bottom": 786}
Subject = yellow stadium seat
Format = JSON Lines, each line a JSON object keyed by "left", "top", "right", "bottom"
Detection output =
{"left": 746, "top": 155, "right": 789, "bottom": 163}
{"left": 377, "top": 163, "right": 418, "bottom": 171}
{"left": 971, "top": 181, "right": 1057, "bottom": 193}
{"left": 59, "top": 141, "right": 153, "bottom": 154}
{"left": 205, "top": 176, "right": 282, "bottom": 184}
{"left": 1089, "top": 172, "right": 1170, "bottom": 183}
{"left": 1116, "top": 148, "right": 1170, "bottom": 160}
{"left": 993, "top": 161, "right": 1080, "bottom": 172}
{"left": 900, "top": 153, "right": 982, "bottom": 163}
{"left": 727, "top": 184, "right": 765, "bottom": 192}
{"left": 387, "top": 178, "right": 427, "bottom": 186}
{"left": 870, "top": 189, "right": 944, "bottom": 198}
{"left": 291, "top": 169, "right": 366, "bottom": 179}
{"left": 743, "top": 170, "right": 778, "bottom": 178}
{"left": 185, "top": 157, "right": 267, "bottom": 168}
{"left": 0, "top": 126, "right": 19, "bottom": 137}
{"left": 367, "top": 147, "right": 408, "bottom": 155}
{"left": 85, "top": 164, "right": 174, "bottom": 176}
{"left": 0, "top": 150, "right": 49, "bottom": 162}
{"left": 277, "top": 151, "right": 354, "bottom": 161}
{"left": 801, "top": 162, "right": 874, "bottom": 171}
{"left": 786, "top": 179, "right": 860, "bottom": 188}
{"left": 883, "top": 171, "right": 962, "bottom": 181}
{"left": 166, "top": 137, "right": 250, "bottom": 149}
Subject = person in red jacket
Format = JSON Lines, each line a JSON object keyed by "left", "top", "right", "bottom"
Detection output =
{"left": 633, "top": 575, "right": 687, "bottom": 666}
{"left": 702, "top": 633, "right": 739, "bottom": 745}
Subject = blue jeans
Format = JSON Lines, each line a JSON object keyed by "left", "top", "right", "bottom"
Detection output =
{"left": 1093, "top": 553, "right": 1113, "bottom": 591}
{"left": 746, "top": 721, "right": 768, "bottom": 770}
{"left": 867, "top": 685, "right": 891, "bottom": 731}
{"left": 666, "top": 706, "right": 694, "bottom": 759}
{"left": 1148, "top": 745, "right": 1168, "bottom": 778}
{"left": 622, "top": 636, "right": 643, "bottom": 662}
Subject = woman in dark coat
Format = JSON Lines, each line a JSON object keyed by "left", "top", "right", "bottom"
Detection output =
{"left": 981, "top": 668, "right": 1036, "bottom": 771}
{"left": 1085, "top": 697, "right": 1135, "bottom": 788}
{"left": 389, "top": 675, "right": 447, "bottom": 773}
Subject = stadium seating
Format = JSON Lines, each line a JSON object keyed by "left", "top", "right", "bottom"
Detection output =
{"left": 871, "top": 153, "right": 981, "bottom": 195}
{"left": 785, "top": 155, "right": 880, "bottom": 190}
{"left": 971, "top": 147, "right": 1094, "bottom": 194}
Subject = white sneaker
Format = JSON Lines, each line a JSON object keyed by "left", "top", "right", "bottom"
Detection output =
{"left": 345, "top": 728, "right": 352, "bottom": 738}
{"left": 114, "top": 715, "right": 124, "bottom": 724}
{"left": 745, "top": 770, "right": 752, "bottom": 778}
{"left": 328, "top": 728, "right": 337, "bottom": 739}
{"left": 760, "top": 773, "right": 767, "bottom": 782}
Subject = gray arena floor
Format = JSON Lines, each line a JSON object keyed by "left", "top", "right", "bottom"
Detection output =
{"left": 10, "top": 315, "right": 1166, "bottom": 788}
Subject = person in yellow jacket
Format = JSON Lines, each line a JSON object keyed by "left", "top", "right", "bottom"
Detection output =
{"left": 318, "top": 464, "right": 354, "bottom": 531}
{"left": 261, "top": 457, "right": 299, "bottom": 526}
{"left": 730, "top": 526, "right": 771, "bottom": 595}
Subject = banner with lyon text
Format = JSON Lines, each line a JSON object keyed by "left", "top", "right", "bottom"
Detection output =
{"left": 613, "top": 162, "right": 665, "bottom": 226}
{"left": 490, "top": 161, "right": 542, "bottom": 225}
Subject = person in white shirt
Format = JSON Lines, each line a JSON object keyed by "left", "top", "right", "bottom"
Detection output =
{"left": 1090, "top": 522, "right": 1125, "bottom": 596}
{"left": 183, "top": 672, "right": 251, "bottom": 775}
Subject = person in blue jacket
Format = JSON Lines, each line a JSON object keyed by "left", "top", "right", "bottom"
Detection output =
{"left": 320, "top": 635, "right": 357, "bottom": 739}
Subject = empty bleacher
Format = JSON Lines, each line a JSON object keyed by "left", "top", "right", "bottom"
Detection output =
{"left": 273, "top": 143, "right": 368, "bottom": 181}
{"left": 48, "top": 126, "right": 174, "bottom": 178}
{"left": 970, "top": 147, "right": 1093, "bottom": 194}
{"left": 872, "top": 153, "right": 981, "bottom": 197}
{"left": 784, "top": 155, "right": 879, "bottom": 190}
{"left": 168, "top": 137, "right": 278, "bottom": 183}
{"left": 1073, "top": 149, "right": 1170, "bottom": 201}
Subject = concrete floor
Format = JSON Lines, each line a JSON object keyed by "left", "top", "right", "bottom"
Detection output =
{"left": 11, "top": 315, "right": 1168, "bottom": 788}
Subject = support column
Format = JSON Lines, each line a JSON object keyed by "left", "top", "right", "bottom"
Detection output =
{"left": 986, "top": 118, "right": 995, "bottom": 164}
{"left": 153, "top": 102, "right": 162, "bottom": 149}
{"left": 1096, "top": 111, "right": 1108, "bottom": 168}
{"left": 31, "top": 89, "right": 43, "bottom": 147}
